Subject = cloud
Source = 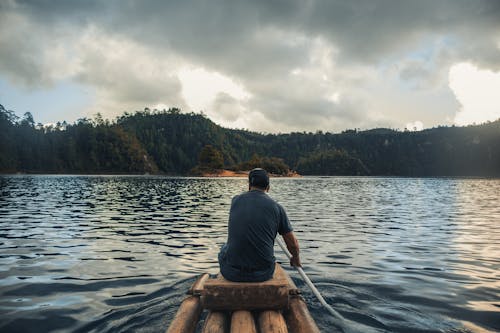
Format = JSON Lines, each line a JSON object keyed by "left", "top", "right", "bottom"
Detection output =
{"left": 73, "top": 27, "right": 187, "bottom": 117}
{"left": 405, "top": 120, "right": 424, "bottom": 131}
{"left": 1, "top": 0, "right": 499, "bottom": 131}
{"left": 449, "top": 62, "right": 500, "bottom": 125}
{"left": 0, "top": 8, "right": 187, "bottom": 119}
{"left": 210, "top": 92, "right": 245, "bottom": 123}
{"left": 0, "top": 8, "right": 79, "bottom": 87}
{"left": 178, "top": 67, "right": 250, "bottom": 113}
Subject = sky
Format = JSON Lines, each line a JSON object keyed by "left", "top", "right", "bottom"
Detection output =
{"left": 1, "top": 0, "right": 500, "bottom": 133}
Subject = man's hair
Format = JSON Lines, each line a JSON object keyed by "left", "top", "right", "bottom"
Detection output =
{"left": 249, "top": 168, "right": 269, "bottom": 189}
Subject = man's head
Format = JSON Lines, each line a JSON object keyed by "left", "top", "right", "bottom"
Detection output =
{"left": 248, "top": 168, "right": 270, "bottom": 191}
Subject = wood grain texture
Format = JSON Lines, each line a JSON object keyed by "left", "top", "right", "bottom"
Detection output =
{"left": 202, "top": 311, "right": 228, "bottom": 333}
{"left": 284, "top": 297, "right": 320, "bottom": 333}
{"left": 274, "top": 264, "right": 299, "bottom": 295}
{"left": 189, "top": 273, "right": 210, "bottom": 295}
{"left": 202, "top": 264, "right": 289, "bottom": 310}
{"left": 166, "top": 296, "right": 202, "bottom": 333}
{"left": 230, "top": 311, "right": 257, "bottom": 333}
{"left": 258, "top": 310, "right": 288, "bottom": 333}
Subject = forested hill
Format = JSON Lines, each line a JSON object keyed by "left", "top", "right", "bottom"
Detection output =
{"left": 1, "top": 104, "right": 499, "bottom": 176}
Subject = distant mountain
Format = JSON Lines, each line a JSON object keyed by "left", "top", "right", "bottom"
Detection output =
{"left": 1, "top": 104, "right": 499, "bottom": 176}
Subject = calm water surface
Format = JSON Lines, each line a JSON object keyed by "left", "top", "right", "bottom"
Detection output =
{"left": 0, "top": 176, "right": 499, "bottom": 333}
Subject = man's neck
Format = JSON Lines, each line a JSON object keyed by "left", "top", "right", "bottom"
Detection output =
{"left": 249, "top": 186, "right": 267, "bottom": 192}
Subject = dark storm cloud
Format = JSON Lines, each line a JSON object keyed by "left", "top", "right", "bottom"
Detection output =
{"left": 1, "top": 0, "right": 499, "bottom": 131}
{"left": 304, "top": 1, "right": 500, "bottom": 65}
{"left": 97, "top": 1, "right": 500, "bottom": 67}
{"left": 9, "top": 0, "right": 499, "bottom": 69}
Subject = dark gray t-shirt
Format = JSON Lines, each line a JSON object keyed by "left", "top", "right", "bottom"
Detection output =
{"left": 225, "top": 190, "right": 293, "bottom": 269}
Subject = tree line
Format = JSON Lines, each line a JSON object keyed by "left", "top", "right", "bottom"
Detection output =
{"left": 1, "top": 104, "right": 499, "bottom": 176}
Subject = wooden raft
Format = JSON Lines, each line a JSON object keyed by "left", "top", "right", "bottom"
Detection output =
{"left": 166, "top": 264, "right": 320, "bottom": 333}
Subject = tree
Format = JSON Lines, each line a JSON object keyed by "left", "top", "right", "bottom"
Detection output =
{"left": 1, "top": 104, "right": 499, "bottom": 177}
{"left": 198, "top": 145, "right": 224, "bottom": 170}
{"left": 296, "top": 149, "right": 369, "bottom": 175}
{"left": 233, "top": 154, "right": 291, "bottom": 175}
{"left": 21, "top": 112, "right": 35, "bottom": 127}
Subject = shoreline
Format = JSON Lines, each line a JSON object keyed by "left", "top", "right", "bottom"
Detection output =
{"left": 0, "top": 169, "right": 302, "bottom": 178}
{"left": 199, "top": 169, "right": 302, "bottom": 178}
{"left": 2, "top": 173, "right": 497, "bottom": 179}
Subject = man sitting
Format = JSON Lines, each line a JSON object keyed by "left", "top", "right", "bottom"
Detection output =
{"left": 218, "top": 168, "right": 301, "bottom": 282}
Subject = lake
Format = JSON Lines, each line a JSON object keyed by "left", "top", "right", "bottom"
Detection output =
{"left": 0, "top": 175, "right": 499, "bottom": 332}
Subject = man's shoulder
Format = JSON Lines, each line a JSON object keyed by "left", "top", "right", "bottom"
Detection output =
{"left": 232, "top": 191, "right": 277, "bottom": 205}
{"left": 254, "top": 192, "right": 284, "bottom": 212}
{"left": 231, "top": 193, "right": 243, "bottom": 203}
{"left": 231, "top": 191, "right": 255, "bottom": 203}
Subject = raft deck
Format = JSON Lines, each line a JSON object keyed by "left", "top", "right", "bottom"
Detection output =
{"left": 166, "top": 263, "right": 320, "bottom": 333}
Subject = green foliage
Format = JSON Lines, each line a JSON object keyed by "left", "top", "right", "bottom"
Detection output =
{"left": 234, "top": 154, "right": 290, "bottom": 175}
{"left": 296, "top": 150, "right": 369, "bottom": 175}
{"left": 1, "top": 104, "right": 499, "bottom": 177}
{"left": 0, "top": 104, "right": 157, "bottom": 174}
{"left": 198, "top": 145, "right": 224, "bottom": 170}
{"left": 0, "top": 105, "right": 18, "bottom": 171}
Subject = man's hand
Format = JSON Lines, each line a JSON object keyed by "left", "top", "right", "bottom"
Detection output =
{"left": 290, "top": 255, "right": 302, "bottom": 267}
{"left": 282, "top": 231, "right": 302, "bottom": 267}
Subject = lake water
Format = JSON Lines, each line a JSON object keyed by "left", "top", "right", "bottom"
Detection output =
{"left": 0, "top": 175, "right": 499, "bottom": 333}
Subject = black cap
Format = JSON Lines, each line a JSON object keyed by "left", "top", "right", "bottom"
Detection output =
{"left": 249, "top": 168, "right": 269, "bottom": 188}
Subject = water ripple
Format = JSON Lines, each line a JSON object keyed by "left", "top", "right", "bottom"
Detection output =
{"left": 0, "top": 175, "right": 499, "bottom": 332}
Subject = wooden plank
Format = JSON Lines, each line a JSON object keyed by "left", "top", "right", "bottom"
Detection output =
{"left": 284, "top": 296, "right": 320, "bottom": 333}
{"left": 189, "top": 273, "right": 210, "bottom": 295}
{"left": 202, "top": 311, "right": 228, "bottom": 333}
{"left": 258, "top": 310, "right": 288, "bottom": 333}
{"left": 202, "top": 264, "right": 289, "bottom": 310}
{"left": 274, "top": 264, "right": 299, "bottom": 295}
{"left": 230, "top": 310, "right": 257, "bottom": 333}
{"left": 166, "top": 296, "right": 202, "bottom": 333}
{"left": 202, "top": 282, "right": 288, "bottom": 310}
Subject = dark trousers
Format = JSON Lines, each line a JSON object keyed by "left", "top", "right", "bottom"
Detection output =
{"left": 218, "top": 244, "right": 275, "bottom": 282}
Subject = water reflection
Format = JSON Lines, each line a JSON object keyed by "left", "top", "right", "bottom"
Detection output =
{"left": 0, "top": 175, "right": 499, "bottom": 332}
{"left": 452, "top": 180, "right": 500, "bottom": 327}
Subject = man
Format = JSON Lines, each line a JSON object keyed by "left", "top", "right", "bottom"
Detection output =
{"left": 218, "top": 168, "right": 301, "bottom": 282}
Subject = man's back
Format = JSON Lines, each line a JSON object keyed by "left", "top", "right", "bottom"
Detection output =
{"left": 225, "top": 190, "right": 292, "bottom": 269}
{"left": 218, "top": 168, "right": 299, "bottom": 282}
{"left": 218, "top": 189, "right": 292, "bottom": 282}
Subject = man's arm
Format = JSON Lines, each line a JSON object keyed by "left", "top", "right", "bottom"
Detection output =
{"left": 282, "top": 231, "right": 301, "bottom": 267}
